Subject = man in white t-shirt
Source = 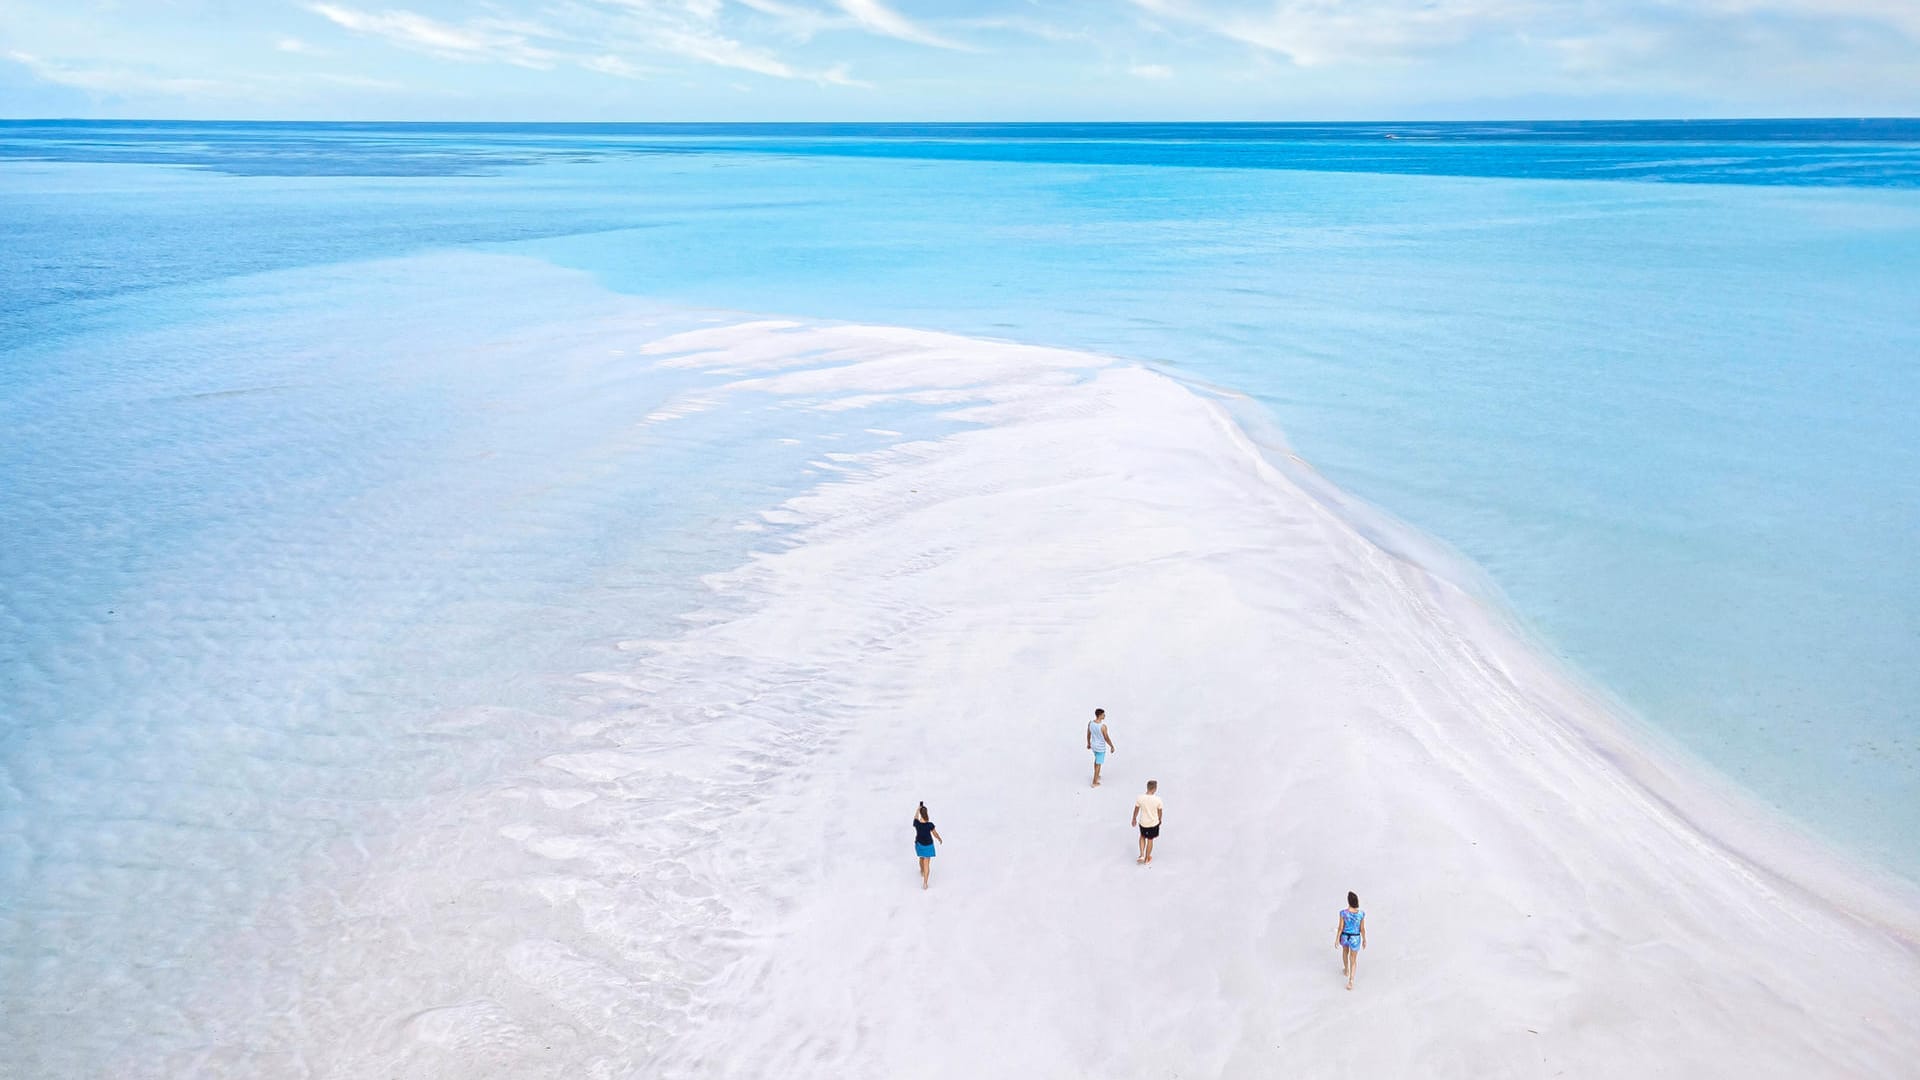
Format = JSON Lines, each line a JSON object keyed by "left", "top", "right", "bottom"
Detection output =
{"left": 1131, "top": 779, "right": 1163, "bottom": 865}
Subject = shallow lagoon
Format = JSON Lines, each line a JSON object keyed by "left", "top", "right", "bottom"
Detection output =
{"left": 7, "top": 121, "right": 1912, "bottom": 869}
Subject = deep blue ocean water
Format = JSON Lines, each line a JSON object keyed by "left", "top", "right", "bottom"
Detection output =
{"left": 3, "top": 120, "right": 1917, "bottom": 889}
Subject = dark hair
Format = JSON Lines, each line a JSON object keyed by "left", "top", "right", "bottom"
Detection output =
{"left": 1146, "top": 779, "right": 1157, "bottom": 791}
{"left": 1348, "top": 891, "right": 1359, "bottom": 908}
{"left": 1094, "top": 708, "right": 1105, "bottom": 717}
{"left": 917, "top": 801, "right": 929, "bottom": 822}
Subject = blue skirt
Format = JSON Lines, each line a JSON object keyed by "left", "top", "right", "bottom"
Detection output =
{"left": 915, "top": 842, "right": 937, "bottom": 858}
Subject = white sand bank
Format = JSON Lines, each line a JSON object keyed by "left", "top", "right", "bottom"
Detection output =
{"left": 255, "top": 319, "right": 1918, "bottom": 1079}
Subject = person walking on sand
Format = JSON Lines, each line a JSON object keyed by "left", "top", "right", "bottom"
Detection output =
{"left": 1336, "top": 891, "right": 1367, "bottom": 990}
{"left": 1086, "top": 708, "right": 1115, "bottom": 787}
{"left": 1131, "top": 780, "right": 1163, "bottom": 864}
{"left": 912, "top": 802, "right": 943, "bottom": 890}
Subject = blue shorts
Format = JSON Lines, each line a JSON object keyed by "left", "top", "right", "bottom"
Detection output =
{"left": 915, "top": 843, "right": 936, "bottom": 858}
{"left": 1093, "top": 750, "right": 1107, "bottom": 765}
{"left": 1341, "top": 933, "right": 1362, "bottom": 951}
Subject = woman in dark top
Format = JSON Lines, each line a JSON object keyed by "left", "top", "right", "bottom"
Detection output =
{"left": 913, "top": 801, "right": 943, "bottom": 890}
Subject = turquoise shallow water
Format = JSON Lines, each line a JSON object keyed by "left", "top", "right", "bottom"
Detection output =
{"left": 2, "top": 121, "right": 1918, "bottom": 885}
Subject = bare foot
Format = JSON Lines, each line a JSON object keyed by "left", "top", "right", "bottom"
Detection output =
{"left": 1135, "top": 855, "right": 1146, "bottom": 863}
{"left": 1346, "top": 978, "right": 1354, "bottom": 991}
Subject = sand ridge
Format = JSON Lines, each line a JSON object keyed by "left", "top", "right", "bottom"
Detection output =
{"left": 143, "top": 315, "right": 1919, "bottom": 1078}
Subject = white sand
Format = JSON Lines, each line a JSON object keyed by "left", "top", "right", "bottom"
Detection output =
{"left": 209, "top": 319, "right": 1919, "bottom": 1078}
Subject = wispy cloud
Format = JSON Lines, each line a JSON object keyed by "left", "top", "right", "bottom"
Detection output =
{"left": 729, "top": 0, "right": 841, "bottom": 42}
{"left": 949, "top": 16, "right": 1092, "bottom": 45}
{"left": 304, "top": 71, "right": 412, "bottom": 92}
{"left": 647, "top": 23, "right": 798, "bottom": 77}
{"left": 5, "top": 48, "right": 413, "bottom": 101}
{"left": 579, "top": 53, "right": 648, "bottom": 79}
{"left": 729, "top": 0, "right": 984, "bottom": 51}
{"left": 820, "top": 60, "right": 872, "bottom": 87}
{"left": 833, "top": 0, "right": 969, "bottom": 50}
{"left": 1546, "top": 5, "right": 1920, "bottom": 100}
{"left": 563, "top": 0, "right": 874, "bottom": 82}
{"left": 1128, "top": 0, "right": 1531, "bottom": 67}
{"left": 1128, "top": 0, "right": 1920, "bottom": 76}
{"left": 732, "top": 0, "right": 824, "bottom": 21}
{"left": 306, "top": 4, "right": 561, "bottom": 68}
{"left": 1708, "top": 0, "right": 1920, "bottom": 41}
{"left": 6, "top": 0, "right": 1918, "bottom": 116}
{"left": 299, "top": 0, "right": 867, "bottom": 84}
{"left": 5, "top": 50, "right": 232, "bottom": 96}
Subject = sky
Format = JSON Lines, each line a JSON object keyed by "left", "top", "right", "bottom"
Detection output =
{"left": 2, "top": 0, "right": 1918, "bottom": 121}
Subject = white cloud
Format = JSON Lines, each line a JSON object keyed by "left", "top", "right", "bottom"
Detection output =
{"left": 1129, "top": 62, "right": 1173, "bottom": 79}
{"left": 276, "top": 37, "right": 325, "bottom": 55}
{"left": 833, "top": 0, "right": 969, "bottom": 50}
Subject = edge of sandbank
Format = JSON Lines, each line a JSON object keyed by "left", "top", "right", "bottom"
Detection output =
{"left": 1137, "top": 363, "right": 1920, "bottom": 948}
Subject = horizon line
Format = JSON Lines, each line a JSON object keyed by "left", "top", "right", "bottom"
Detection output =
{"left": 4, "top": 115, "right": 1919, "bottom": 127}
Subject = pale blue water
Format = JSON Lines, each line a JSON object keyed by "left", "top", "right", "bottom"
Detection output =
{"left": 3, "top": 125, "right": 1918, "bottom": 1059}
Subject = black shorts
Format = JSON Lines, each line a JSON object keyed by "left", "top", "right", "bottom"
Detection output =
{"left": 1139, "top": 824, "right": 1160, "bottom": 839}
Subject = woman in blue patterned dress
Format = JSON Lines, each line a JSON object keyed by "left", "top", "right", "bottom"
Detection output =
{"left": 1336, "top": 891, "right": 1367, "bottom": 990}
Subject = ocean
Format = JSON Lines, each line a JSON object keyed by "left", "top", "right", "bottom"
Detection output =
{"left": 3, "top": 120, "right": 1918, "bottom": 1073}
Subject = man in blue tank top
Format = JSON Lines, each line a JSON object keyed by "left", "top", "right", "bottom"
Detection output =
{"left": 1086, "top": 707, "right": 1115, "bottom": 787}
